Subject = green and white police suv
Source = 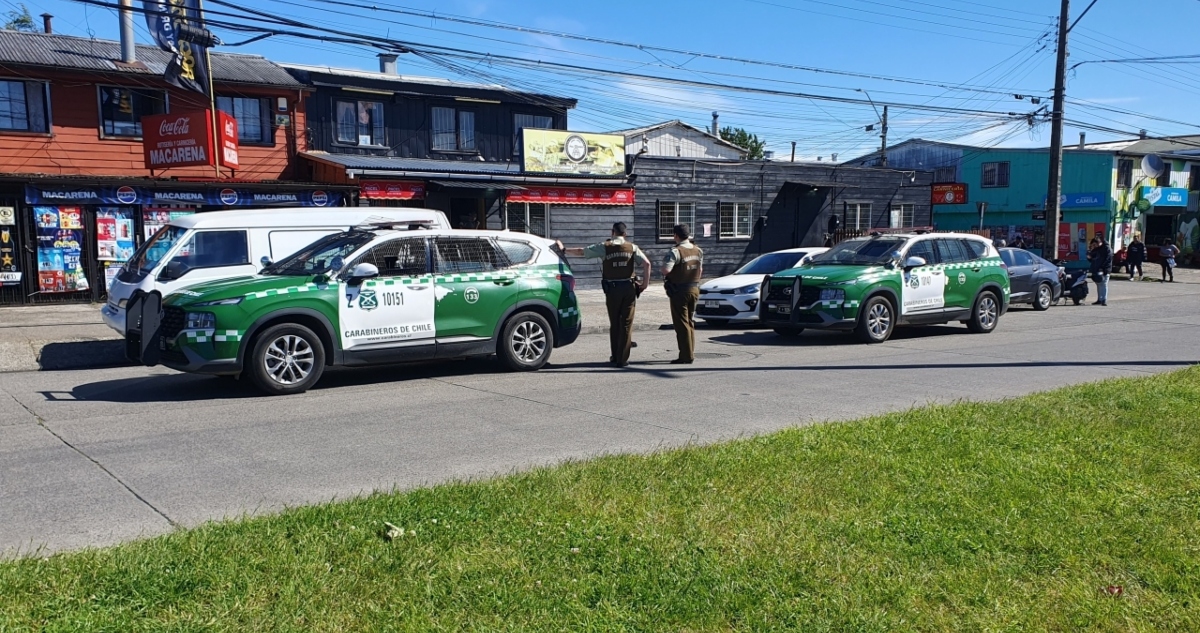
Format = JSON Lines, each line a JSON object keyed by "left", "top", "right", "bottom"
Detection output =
{"left": 126, "top": 226, "right": 581, "bottom": 395}
{"left": 760, "top": 232, "right": 1010, "bottom": 343}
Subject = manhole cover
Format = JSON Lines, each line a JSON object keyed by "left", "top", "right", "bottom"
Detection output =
{"left": 653, "top": 352, "right": 730, "bottom": 360}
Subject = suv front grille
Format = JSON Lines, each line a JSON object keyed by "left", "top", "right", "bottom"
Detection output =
{"left": 161, "top": 306, "right": 186, "bottom": 340}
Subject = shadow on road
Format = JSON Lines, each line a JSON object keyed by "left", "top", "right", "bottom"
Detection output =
{"left": 707, "top": 325, "right": 966, "bottom": 347}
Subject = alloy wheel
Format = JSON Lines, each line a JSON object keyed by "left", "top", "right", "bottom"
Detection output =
{"left": 263, "top": 334, "right": 315, "bottom": 385}
{"left": 978, "top": 296, "right": 998, "bottom": 329}
{"left": 510, "top": 320, "right": 547, "bottom": 363}
{"left": 867, "top": 302, "right": 891, "bottom": 339}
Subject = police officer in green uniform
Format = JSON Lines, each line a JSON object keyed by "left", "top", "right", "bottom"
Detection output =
{"left": 661, "top": 223, "right": 703, "bottom": 364}
{"left": 560, "top": 223, "right": 650, "bottom": 367}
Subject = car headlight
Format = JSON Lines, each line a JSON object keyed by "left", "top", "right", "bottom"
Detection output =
{"left": 186, "top": 312, "right": 216, "bottom": 329}
{"left": 737, "top": 284, "right": 760, "bottom": 294}
{"left": 819, "top": 288, "right": 845, "bottom": 302}
{"left": 193, "top": 297, "right": 243, "bottom": 307}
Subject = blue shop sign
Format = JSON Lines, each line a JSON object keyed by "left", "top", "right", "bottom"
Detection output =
{"left": 1142, "top": 186, "right": 1188, "bottom": 207}
{"left": 25, "top": 185, "right": 343, "bottom": 207}
{"left": 1043, "top": 192, "right": 1109, "bottom": 209}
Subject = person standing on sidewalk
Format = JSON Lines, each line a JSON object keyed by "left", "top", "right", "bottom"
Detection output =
{"left": 1089, "top": 235, "right": 1113, "bottom": 306}
{"left": 1126, "top": 232, "right": 1146, "bottom": 280}
{"left": 559, "top": 223, "right": 650, "bottom": 367}
{"left": 1160, "top": 239, "right": 1180, "bottom": 283}
{"left": 661, "top": 224, "right": 703, "bottom": 365}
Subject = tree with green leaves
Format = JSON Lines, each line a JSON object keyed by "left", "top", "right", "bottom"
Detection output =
{"left": 4, "top": 3, "right": 37, "bottom": 32}
{"left": 719, "top": 126, "right": 766, "bottom": 160}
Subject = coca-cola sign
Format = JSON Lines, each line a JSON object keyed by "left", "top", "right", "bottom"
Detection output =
{"left": 141, "top": 110, "right": 215, "bottom": 170}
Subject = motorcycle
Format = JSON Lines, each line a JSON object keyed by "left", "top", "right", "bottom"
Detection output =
{"left": 1063, "top": 268, "right": 1089, "bottom": 305}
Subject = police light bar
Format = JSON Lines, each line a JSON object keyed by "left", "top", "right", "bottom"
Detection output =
{"left": 354, "top": 219, "right": 435, "bottom": 231}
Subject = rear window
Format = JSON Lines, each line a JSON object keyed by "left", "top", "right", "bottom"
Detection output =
{"left": 497, "top": 239, "right": 536, "bottom": 266}
{"left": 964, "top": 239, "right": 989, "bottom": 260}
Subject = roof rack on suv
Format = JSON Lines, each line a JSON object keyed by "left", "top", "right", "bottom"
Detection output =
{"left": 353, "top": 219, "right": 434, "bottom": 231}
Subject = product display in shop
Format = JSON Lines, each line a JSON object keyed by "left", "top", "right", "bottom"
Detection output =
{"left": 0, "top": 226, "right": 19, "bottom": 286}
{"left": 1058, "top": 222, "right": 1107, "bottom": 262}
{"left": 34, "top": 206, "right": 89, "bottom": 294}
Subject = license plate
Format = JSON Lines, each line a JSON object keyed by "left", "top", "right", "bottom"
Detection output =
{"left": 771, "top": 305, "right": 791, "bottom": 314}
{"left": 703, "top": 300, "right": 721, "bottom": 308}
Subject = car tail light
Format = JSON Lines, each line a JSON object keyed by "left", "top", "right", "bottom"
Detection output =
{"left": 556, "top": 273, "right": 575, "bottom": 292}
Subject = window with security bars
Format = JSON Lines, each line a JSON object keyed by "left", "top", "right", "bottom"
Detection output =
{"left": 0, "top": 79, "right": 49, "bottom": 133}
{"left": 658, "top": 201, "right": 695, "bottom": 239}
{"left": 845, "top": 203, "right": 871, "bottom": 230}
{"left": 1117, "top": 159, "right": 1134, "bottom": 189}
{"left": 719, "top": 202, "right": 752, "bottom": 238}
{"left": 505, "top": 202, "right": 547, "bottom": 237}
{"left": 890, "top": 203, "right": 916, "bottom": 228}
{"left": 352, "top": 237, "right": 428, "bottom": 277}
{"left": 933, "top": 166, "right": 957, "bottom": 183}
{"left": 433, "top": 237, "right": 505, "bottom": 274}
{"left": 981, "top": 161, "right": 1010, "bottom": 188}
{"left": 496, "top": 239, "right": 536, "bottom": 265}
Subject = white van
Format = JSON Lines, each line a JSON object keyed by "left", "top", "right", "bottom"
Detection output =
{"left": 101, "top": 208, "right": 450, "bottom": 333}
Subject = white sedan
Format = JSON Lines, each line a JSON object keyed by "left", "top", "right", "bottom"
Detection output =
{"left": 696, "top": 247, "right": 829, "bottom": 325}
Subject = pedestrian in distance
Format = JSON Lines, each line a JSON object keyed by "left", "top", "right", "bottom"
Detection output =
{"left": 661, "top": 224, "right": 704, "bottom": 364}
{"left": 1160, "top": 238, "right": 1180, "bottom": 283}
{"left": 1089, "top": 235, "right": 1113, "bottom": 306}
{"left": 559, "top": 223, "right": 650, "bottom": 368}
{"left": 1126, "top": 232, "right": 1146, "bottom": 280}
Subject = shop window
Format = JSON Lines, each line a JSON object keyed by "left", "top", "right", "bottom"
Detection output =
{"left": 335, "top": 99, "right": 384, "bottom": 146}
{"left": 514, "top": 113, "right": 553, "bottom": 154}
{"left": 0, "top": 79, "right": 49, "bottom": 133}
{"left": 1117, "top": 159, "right": 1134, "bottom": 189}
{"left": 98, "top": 86, "right": 166, "bottom": 138}
{"left": 352, "top": 237, "right": 428, "bottom": 277}
{"left": 505, "top": 202, "right": 547, "bottom": 237}
{"left": 217, "top": 96, "right": 272, "bottom": 145}
{"left": 657, "top": 201, "right": 695, "bottom": 239}
{"left": 433, "top": 237, "right": 504, "bottom": 273}
{"left": 718, "top": 202, "right": 752, "bottom": 238}
{"left": 981, "top": 161, "right": 1010, "bottom": 188}
{"left": 845, "top": 202, "right": 871, "bottom": 230}
{"left": 890, "top": 203, "right": 916, "bottom": 228}
{"left": 432, "top": 106, "right": 476, "bottom": 151}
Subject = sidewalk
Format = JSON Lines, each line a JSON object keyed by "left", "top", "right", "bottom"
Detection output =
{"left": 0, "top": 288, "right": 679, "bottom": 373}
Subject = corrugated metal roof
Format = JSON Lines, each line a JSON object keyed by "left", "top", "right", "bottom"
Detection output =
{"left": 429, "top": 180, "right": 526, "bottom": 190}
{"left": 282, "top": 63, "right": 576, "bottom": 108}
{"left": 607, "top": 119, "right": 748, "bottom": 155}
{"left": 281, "top": 62, "right": 504, "bottom": 91}
{"left": 0, "top": 30, "right": 303, "bottom": 88}
{"left": 303, "top": 152, "right": 523, "bottom": 174}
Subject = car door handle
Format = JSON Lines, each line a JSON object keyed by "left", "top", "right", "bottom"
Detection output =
{"left": 493, "top": 279, "right": 515, "bottom": 286}
{"left": 409, "top": 285, "right": 428, "bottom": 291}
{"left": 972, "top": 266, "right": 982, "bottom": 272}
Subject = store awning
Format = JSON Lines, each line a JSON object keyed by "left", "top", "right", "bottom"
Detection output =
{"left": 429, "top": 181, "right": 528, "bottom": 191}
{"left": 359, "top": 180, "right": 425, "bottom": 200}
{"left": 507, "top": 186, "right": 635, "bottom": 206}
{"left": 23, "top": 183, "right": 347, "bottom": 207}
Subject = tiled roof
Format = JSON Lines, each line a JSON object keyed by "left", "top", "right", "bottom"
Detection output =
{"left": 0, "top": 30, "right": 303, "bottom": 88}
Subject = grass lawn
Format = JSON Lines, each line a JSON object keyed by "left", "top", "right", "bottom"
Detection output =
{"left": 3, "top": 368, "right": 1200, "bottom": 632}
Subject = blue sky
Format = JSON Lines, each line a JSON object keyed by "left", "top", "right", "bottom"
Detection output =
{"left": 14, "top": 0, "right": 1200, "bottom": 159}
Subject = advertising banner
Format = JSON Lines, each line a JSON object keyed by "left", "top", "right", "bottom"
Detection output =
{"left": 218, "top": 110, "right": 240, "bottom": 169}
{"left": 931, "top": 183, "right": 967, "bottom": 205}
{"left": 1058, "top": 222, "right": 1108, "bottom": 262}
{"left": 96, "top": 207, "right": 136, "bottom": 262}
{"left": 1141, "top": 186, "right": 1188, "bottom": 207}
{"left": 142, "top": 110, "right": 214, "bottom": 170}
{"left": 507, "top": 187, "right": 635, "bottom": 205}
{"left": 34, "top": 206, "right": 89, "bottom": 293}
{"left": 0, "top": 224, "right": 18, "bottom": 286}
{"left": 520, "top": 129, "right": 626, "bottom": 176}
{"left": 143, "top": 208, "right": 195, "bottom": 240}
{"left": 142, "top": 0, "right": 211, "bottom": 95}
{"left": 359, "top": 180, "right": 426, "bottom": 200}
{"left": 26, "top": 185, "right": 343, "bottom": 207}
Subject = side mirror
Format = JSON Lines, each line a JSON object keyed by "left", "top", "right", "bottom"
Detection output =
{"left": 345, "top": 262, "right": 379, "bottom": 286}
{"left": 260, "top": 256, "right": 272, "bottom": 269}
{"left": 157, "top": 260, "right": 188, "bottom": 282}
{"left": 903, "top": 256, "right": 927, "bottom": 269}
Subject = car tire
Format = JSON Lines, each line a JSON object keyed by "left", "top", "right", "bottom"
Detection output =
{"left": 773, "top": 327, "right": 804, "bottom": 337}
{"left": 854, "top": 295, "right": 895, "bottom": 344}
{"left": 967, "top": 290, "right": 1001, "bottom": 334}
{"left": 247, "top": 323, "right": 325, "bottom": 396}
{"left": 1033, "top": 283, "right": 1053, "bottom": 311}
{"left": 499, "top": 312, "right": 554, "bottom": 371}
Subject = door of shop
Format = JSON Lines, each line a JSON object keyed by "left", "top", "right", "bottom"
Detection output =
{"left": 1145, "top": 214, "right": 1175, "bottom": 253}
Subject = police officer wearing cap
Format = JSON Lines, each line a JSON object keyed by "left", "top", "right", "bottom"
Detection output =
{"left": 560, "top": 222, "right": 650, "bottom": 367}
{"left": 661, "top": 223, "right": 703, "bottom": 364}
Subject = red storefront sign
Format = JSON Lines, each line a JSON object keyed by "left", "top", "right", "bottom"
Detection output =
{"left": 217, "top": 111, "right": 240, "bottom": 169}
{"left": 141, "top": 110, "right": 215, "bottom": 170}
{"left": 360, "top": 180, "right": 426, "bottom": 200}
{"left": 508, "top": 187, "right": 635, "bottom": 205}
{"left": 931, "top": 183, "right": 967, "bottom": 205}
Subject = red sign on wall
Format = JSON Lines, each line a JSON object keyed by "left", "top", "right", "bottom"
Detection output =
{"left": 217, "top": 111, "right": 239, "bottom": 169}
{"left": 931, "top": 183, "right": 968, "bottom": 205}
{"left": 360, "top": 180, "right": 426, "bottom": 200}
{"left": 508, "top": 187, "right": 635, "bottom": 205}
{"left": 141, "top": 110, "right": 214, "bottom": 170}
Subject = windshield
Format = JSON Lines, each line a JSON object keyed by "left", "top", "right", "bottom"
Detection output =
{"left": 736, "top": 252, "right": 806, "bottom": 275}
{"left": 262, "top": 231, "right": 373, "bottom": 276}
{"left": 126, "top": 225, "right": 187, "bottom": 275}
{"left": 812, "top": 238, "right": 907, "bottom": 266}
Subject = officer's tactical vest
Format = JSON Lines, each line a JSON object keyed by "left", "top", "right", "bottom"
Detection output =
{"left": 602, "top": 240, "right": 636, "bottom": 280}
{"left": 667, "top": 243, "right": 703, "bottom": 284}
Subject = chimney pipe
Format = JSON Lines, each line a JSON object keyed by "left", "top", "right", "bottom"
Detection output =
{"left": 1139, "top": 129, "right": 1148, "bottom": 139}
{"left": 40, "top": 13, "right": 52, "bottom": 33}
{"left": 378, "top": 53, "right": 399, "bottom": 75}
{"left": 1078, "top": 132, "right": 1085, "bottom": 149}
{"left": 118, "top": 0, "right": 135, "bottom": 63}
{"left": 711, "top": 111, "right": 719, "bottom": 136}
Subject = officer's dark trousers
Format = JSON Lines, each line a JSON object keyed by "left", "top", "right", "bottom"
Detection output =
{"left": 668, "top": 286, "right": 700, "bottom": 362}
{"left": 604, "top": 281, "right": 637, "bottom": 365}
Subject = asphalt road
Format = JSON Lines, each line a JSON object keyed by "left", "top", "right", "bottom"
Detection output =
{"left": 3, "top": 279, "right": 1199, "bottom": 557}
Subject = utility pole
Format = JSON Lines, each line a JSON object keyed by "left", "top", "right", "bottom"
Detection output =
{"left": 1045, "top": 0, "right": 1070, "bottom": 260}
{"left": 880, "top": 106, "right": 889, "bottom": 168}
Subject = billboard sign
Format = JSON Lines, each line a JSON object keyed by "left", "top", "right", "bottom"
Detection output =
{"left": 142, "top": 110, "right": 213, "bottom": 169}
{"left": 520, "top": 129, "right": 625, "bottom": 177}
{"left": 218, "top": 110, "right": 240, "bottom": 169}
{"left": 931, "top": 183, "right": 967, "bottom": 205}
